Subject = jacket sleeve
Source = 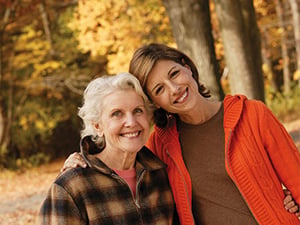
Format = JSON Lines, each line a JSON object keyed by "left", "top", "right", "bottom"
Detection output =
{"left": 146, "top": 130, "right": 167, "bottom": 162}
{"left": 260, "top": 103, "right": 300, "bottom": 205}
{"left": 37, "top": 183, "right": 85, "bottom": 225}
{"left": 146, "top": 131, "right": 156, "bottom": 153}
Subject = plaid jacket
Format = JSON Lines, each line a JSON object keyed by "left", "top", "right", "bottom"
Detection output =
{"left": 38, "top": 146, "right": 175, "bottom": 225}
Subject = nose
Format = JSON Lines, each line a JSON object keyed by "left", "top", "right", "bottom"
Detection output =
{"left": 124, "top": 113, "right": 137, "bottom": 127}
{"left": 167, "top": 81, "right": 180, "bottom": 95}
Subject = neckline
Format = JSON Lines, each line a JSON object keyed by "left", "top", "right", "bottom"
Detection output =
{"left": 178, "top": 102, "right": 223, "bottom": 128}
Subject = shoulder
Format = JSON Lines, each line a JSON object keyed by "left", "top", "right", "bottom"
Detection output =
{"left": 152, "top": 116, "right": 178, "bottom": 138}
{"left": 55, "top": 167, "right": 93, "bottom": 189}
{"left": 138, "top": 146, "right": 167, "bottom": 169}
{"left": 224, "top": 94, "right": 267, "bottom": 111}
{"left": 223, "top": 94, "right": 269, "bottom": 128}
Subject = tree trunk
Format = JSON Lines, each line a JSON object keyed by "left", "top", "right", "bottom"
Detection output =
{"left": 213, "top": 0, "right": 265, "bottom": 101}
{"left": 288, "top": 0, "right": 300, "bottom": 85}
{"left": 275, "top": 0, "right": 291, "bottom": 94}
{"left": 162, "top": 0, "right": 225, "bottom": 100}
{"left": 261, "top": 28, "right": 279, "bottom": 92}
{"left": 38, "top": 1, "right": 55, "bottom": 56}
{"left": 0, "top": 0, "right": 17, "bottom": 88}
{"left": 0, "top": 0, "right": 18, "bottom": 158}
{"left": 0, "top": 62, "right": 13, "bottom": 160}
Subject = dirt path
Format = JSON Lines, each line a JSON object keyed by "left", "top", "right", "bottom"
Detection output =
{"left": 0, "top": 120, "right": 299, "bottom": 225}
{"left": 0, "top": 160, "right": 63, "bottom": 225}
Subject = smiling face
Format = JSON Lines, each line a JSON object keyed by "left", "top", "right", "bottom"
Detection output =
{"left": 146, "top": 59, "right": 200, "bottom": 115}
{"left": 96, "top": 89, "right": 150, "bottom": 156}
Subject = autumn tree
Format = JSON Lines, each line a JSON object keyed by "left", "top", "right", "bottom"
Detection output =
{"left": 0, "top": 0, "right": 96, "bottom": 167}
{"left": 0, "top": 0, "right": 20, "bottom": 165}
{"left": 69, "top": 0, "right": 173, "bottom": 74}
{"left": 213, "top": 0, "right": 265, "bottom": 101}
{"left": 162, "top": 0, "right": 225, "bottom": 100}
{"left": 288, "top": 0, "right": 300, "bottom": 85}
{"left": 275, "top": 0, "right": 291, "bottom": 94}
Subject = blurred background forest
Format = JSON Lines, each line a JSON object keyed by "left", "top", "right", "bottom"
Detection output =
{"left": 1, "top": 0, "right": 300, "bottom": 170}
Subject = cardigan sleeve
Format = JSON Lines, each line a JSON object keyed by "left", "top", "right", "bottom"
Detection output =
{"left": 260, "top": 103, "right": 300, "bottom": 205}
{"left": 146, "top": 130, "right": 165, "bottom": 161}
{"left": 146, "top": 131, "right": 156, "bottom": 153}
{"left": 37, "top": 183, "right": 85, "bottom": 225}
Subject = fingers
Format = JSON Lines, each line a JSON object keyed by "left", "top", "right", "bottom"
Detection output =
{"left": 285, "top": 200, "right": 298, "bottom": 213}
{"left": 283, "top": 195, "right": 293, "bottom": 205}
{"left": 283, "top": 190, "right": 299, "bottom": 216}
{"left": 60, "top": 152, "right": 87, "bottom": 173}
{"left": 283, "top": 189, "right": 291, "bottom": 195}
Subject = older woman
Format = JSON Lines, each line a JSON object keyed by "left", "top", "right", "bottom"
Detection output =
{"left": 38, "top": 72, "right": 175, "bottom": 225}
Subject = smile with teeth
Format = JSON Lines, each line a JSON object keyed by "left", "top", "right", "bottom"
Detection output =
{"left": 122, "top": 131, "right": 140, "bottom": 138}
{"left": 175, "top": 89, "right": 188, "bottom": 103}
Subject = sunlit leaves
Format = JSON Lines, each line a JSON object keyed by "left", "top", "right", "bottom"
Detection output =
{"left": 293, "top": 70, "right": 300, "bottom": 80}
{"left": 68, "top": 0, "right": 173, "bottom": 74}
{"left": 13, "top": 99, "right": 74, "bottom": 157}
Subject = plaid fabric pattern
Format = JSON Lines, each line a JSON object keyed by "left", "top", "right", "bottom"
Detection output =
{"left": 37, "top": 147, "right": 174, "bottom": 225}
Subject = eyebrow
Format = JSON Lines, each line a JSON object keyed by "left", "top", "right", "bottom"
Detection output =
{"left": 168, "top": 66, "right": 176, "bottom": 76}
{"left": 150, "top": 65, "right": 177, "bottom": 93}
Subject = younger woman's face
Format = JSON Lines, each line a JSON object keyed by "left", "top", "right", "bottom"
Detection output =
{"left": 145, "top": 59, "right": 200, "bottom": 115}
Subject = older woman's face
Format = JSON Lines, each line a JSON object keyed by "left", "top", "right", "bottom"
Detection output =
{"left": 97, "top": 89, "right": 150, "bottom": 155}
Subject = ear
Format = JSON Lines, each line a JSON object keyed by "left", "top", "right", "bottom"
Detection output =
{"left": 181, "top": 58, "right": 191, "bottom": 71}
{"left": 154, "top": 103, "right": 161, "bottom": 109}
{"left": 185, "top": 64, "right": 191, "bottom": 70}
{"left": 93, "top": 122, "right": 104, "bottom": 137}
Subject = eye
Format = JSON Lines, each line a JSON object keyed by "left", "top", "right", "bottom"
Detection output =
{"left": 170, "top": 70, "right": 179, "bottom": 78}
{"left": 155, "top": 85, "right": 164, "bottom": 95}
{"left": 111, "top": 110, "right": 122, "bottom": 117}
{"left": 134, "top": 107, "right": 144, "bottom": 114}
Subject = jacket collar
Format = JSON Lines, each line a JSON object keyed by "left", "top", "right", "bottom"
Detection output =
{"left": 153, "top": 115, "right": 178, "bottom": 145}
{"left": 80, "top": 136, "right": 166, "bottom": 174}
{"left": 223, "top": 94, "right": 246, "bottom": 130}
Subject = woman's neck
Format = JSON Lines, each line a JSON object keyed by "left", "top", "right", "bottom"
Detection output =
{"left": 179, "top": 99, "right": 222, "bottom": 125}
{"left": 96, "top": 150, "right": 137, "bottom": 170}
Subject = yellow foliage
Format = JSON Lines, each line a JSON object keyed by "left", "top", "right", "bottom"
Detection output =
{"left": 47, "top": 121, "right": 56, "bottom": 129}
{"left": 294, "top": 70, "right": 300, "bottom": 80}
{"left": 32, "top": 61, "right": 62, "bottom": 78}
{"left": 254, "top": 0, "right": 271, "bottom": 17}
{"left": 68, "top": 0, "right": 173, "bottom": 74}
{"left": 13, "top": 25, "right": 51, "bottom": 69}
{"left": 47, "top": 91, "right": 63, "bottom": 100}
{"left": 19, "top": 116, "right": 28, "bottom": 130}
{"left": 19, "top": 110, "right": 58, "bottom": 133}
{"left": 277, "top": 28, "right": 284, "bottom": 34}
{"left": 35, "top": 120, "right": 45, "bottom": 130}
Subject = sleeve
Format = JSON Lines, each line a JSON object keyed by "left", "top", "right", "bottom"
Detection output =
{"left": 146, "top": 131, "right": 156, "bottom": 153}
{"left": 37, "top": 183, "right": 85, "bottom": 225}
{"left": 261, "top": 103, "right": 300, "bottom": 205}
{"left": 146, "top": 130, "right": 165, "bottom": 161}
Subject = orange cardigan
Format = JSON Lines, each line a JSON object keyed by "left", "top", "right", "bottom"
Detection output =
{"left": 146, "top": 95, "right": 300, "bottom": 225}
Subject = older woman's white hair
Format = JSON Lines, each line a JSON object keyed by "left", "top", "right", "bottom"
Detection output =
{"left": 78, "top": 72, "right": 153, "bottom": 150}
